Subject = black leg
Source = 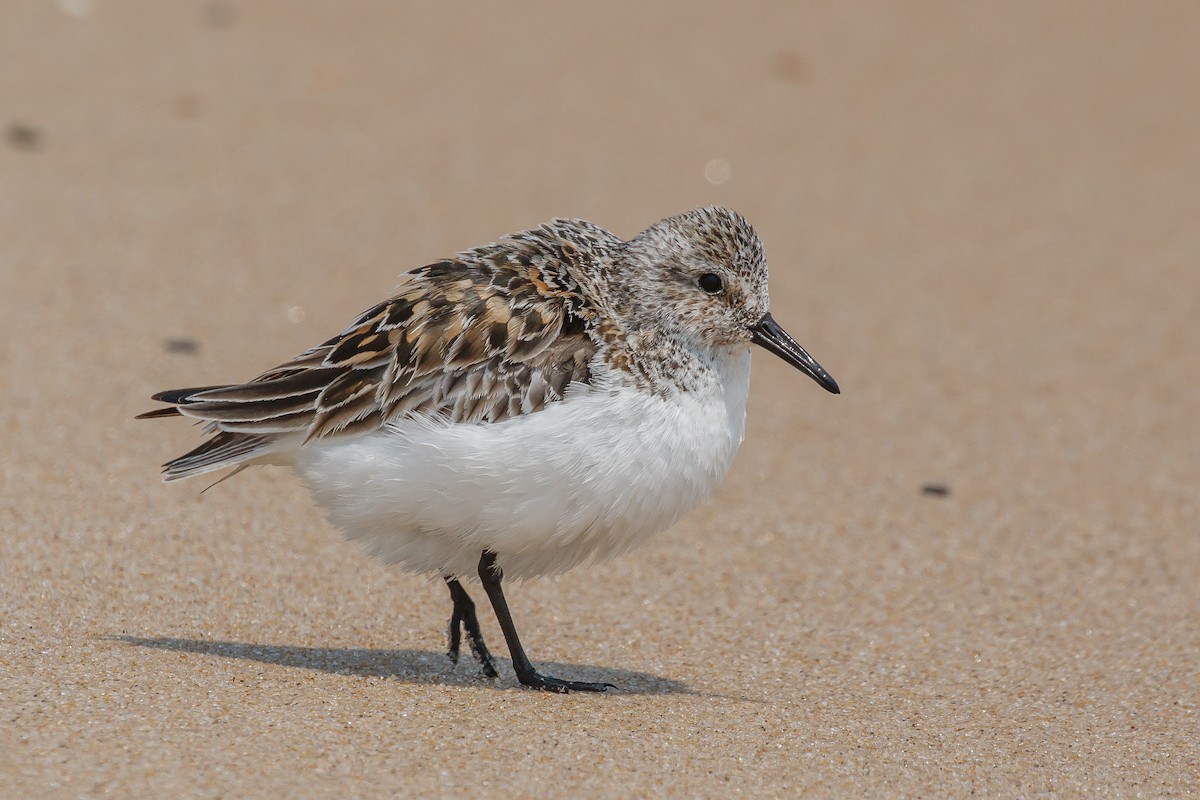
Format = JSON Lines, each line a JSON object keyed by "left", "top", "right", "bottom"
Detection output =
{"left": 444, "top": 576, "right": 499, "bottom": 678}
{"left": 477, "top": 551, "right": 614, "bottom": 693}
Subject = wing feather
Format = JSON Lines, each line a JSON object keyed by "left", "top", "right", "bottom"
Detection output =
{"left": 141, "top": 228, "right": 607, "bottom": 480}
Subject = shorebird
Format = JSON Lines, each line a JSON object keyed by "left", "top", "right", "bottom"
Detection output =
{"left": 140, "top": 207, "right": 839, "bottom": 692}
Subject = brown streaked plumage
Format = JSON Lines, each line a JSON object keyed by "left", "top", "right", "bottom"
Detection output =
{"left": 140, "top": 219, "right": 619, "bottom": 478}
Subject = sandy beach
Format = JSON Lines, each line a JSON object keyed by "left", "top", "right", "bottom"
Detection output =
{"left": 3, "top": 1, "right": 1198, "bottom": 796}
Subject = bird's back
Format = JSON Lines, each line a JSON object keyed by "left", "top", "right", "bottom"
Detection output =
{"left": 139, "top": 220, "right": 619, "bottom": 481}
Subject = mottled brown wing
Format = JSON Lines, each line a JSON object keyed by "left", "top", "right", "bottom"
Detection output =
{"left": 152, "top": 254, "right": 597, "bottom": 446}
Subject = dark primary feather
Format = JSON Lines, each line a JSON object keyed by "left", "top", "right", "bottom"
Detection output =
{"left": 141, "top": 223, "right": 610, "bottom": 479}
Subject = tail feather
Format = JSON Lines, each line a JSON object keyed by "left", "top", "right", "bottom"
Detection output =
{"left": 150, "top": 385, "right": 232, "bottom": 404}
{"left": 140, "top": 384, "right": 281, "bottom": 482}
{"left": 135, "top": 406, "right": 183, "bottom": 420}
{"left": 162, "top": 431, "right": 272, "bottom": 482}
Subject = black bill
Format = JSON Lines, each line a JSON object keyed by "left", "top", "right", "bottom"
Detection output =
{"left": 750, "top": 313, "right": 840, "bottom": 394}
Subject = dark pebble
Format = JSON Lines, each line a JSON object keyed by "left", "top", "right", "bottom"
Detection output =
{"left": 165, "top": 338, "right": 200, "bottom": 355}
{"left": 6, "top": 122, "right": 42, "bottom": 152}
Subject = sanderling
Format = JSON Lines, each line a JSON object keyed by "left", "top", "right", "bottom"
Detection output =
{"left": 140, "top": 206, "right": 839, "bottom": 692}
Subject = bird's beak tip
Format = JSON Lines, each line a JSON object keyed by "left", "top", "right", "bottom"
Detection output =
{"left": 750, "top": 313, "right": 840, "bottom": 395}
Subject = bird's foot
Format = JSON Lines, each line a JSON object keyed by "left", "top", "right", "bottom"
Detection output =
{"left": 447, "top": 610, "right": 499, "bottom": 679}
{"left": 515, "top": 669, "right": 615, "bottom": 694}
{"left": 447, "top": 616, "right": 462, "bottom": 665}
{"left": 467, "top": 633, "right": 499, "bottom": 679}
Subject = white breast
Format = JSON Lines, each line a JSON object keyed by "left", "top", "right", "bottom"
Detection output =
{"left": 292, "top": 350, "right": 752, "bottom": 579}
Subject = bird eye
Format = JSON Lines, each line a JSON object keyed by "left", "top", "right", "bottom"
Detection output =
{"left": 698, "top": 273, "right": 723, "bottom": 294}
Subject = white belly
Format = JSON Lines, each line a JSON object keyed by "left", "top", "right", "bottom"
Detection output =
{"left": 292, "top": 352, "right": 751, "bottom": 579}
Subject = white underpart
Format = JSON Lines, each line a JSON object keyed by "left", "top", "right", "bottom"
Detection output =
{"left": 290, "top": 349, "right": 752, "bottom": 580}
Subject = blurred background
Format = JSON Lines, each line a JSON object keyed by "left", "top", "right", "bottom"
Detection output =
{"left": 2, "top": 1, "right": 1198, "bottom": 796}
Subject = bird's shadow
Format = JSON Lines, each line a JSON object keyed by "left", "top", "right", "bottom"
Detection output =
{"left": 111, "top": 635, "right": 692, "bottom": 696}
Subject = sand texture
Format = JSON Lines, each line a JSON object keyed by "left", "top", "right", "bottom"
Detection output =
{"left": 3, "top": 1, "right": 1198, "bottom": 797}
